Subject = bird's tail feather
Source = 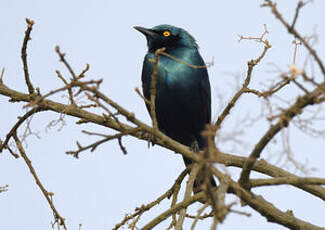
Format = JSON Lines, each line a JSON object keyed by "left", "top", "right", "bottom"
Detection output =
{"left": 182, "top": 156, "right": 217, "bottom": 194}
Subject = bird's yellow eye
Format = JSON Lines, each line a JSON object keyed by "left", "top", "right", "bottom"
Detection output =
{"left": 163, "top": 31, "right": 171, "bottom": 37}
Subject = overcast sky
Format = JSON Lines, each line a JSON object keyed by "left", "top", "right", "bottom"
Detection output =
{"left": 1, "top": 0, "right": 325, "bottom": 229}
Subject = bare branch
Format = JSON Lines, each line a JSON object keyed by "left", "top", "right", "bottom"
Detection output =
{"left": 142, "top": 192, "right": 206, "bottom": 230}
{"left": 113, "top": 168, "right": 188, "bottom": 230}
{"left": 291, "top": 1, "right": 312, "bottom": 29}
{"left": 214, "top": 152, "right": 325, "bottom": 201}
{"left": 0, "top": 106, "right": 44, "bottom": 157}
{"left": 0, "top": 184, "right": 8, "bottom": 194}
{"left": 135, "top": 87, "right": 150, "bottom": 105}
{"left": 13, "top": 132, "right": 67, "bottom": 230}
{"left": 249, "top": 176, "right": 325, "bottom": 188}
{"left": 150, "top": 47, "right": 165, "bottom": 130}
{"left": 215, "top": 35, "right": 271, "bottom": 130}
{"left": 55, "top": 46, "right": 77, "bottom": 79}
{"left": 0, "top": 67, "right": 4, "bottom": 83}
{"left": 190, "top": 203, "right": 209, "bottom": 230}
{"left": 176, "top": 163, "right": 202, "bottom": 230}
{"left": 21, "top": 18, "right": 35, "bottom": 94}
{"left": 212, "top": 167, "right": 324, "bottom": 230}
{"left": 238, "top": 82, "right": 324, "bottom": 188}
{"left": 159, "top": 50, "right": 213, "bottom": 69}
{"left": 262, "top": 0, "right": 325, "bottom": 78}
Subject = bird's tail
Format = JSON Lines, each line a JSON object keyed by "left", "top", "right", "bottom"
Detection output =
{"left": 182, "top": 156, "right": 217, "bottom": 194}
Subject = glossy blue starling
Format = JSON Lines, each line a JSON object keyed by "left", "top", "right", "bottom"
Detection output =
{"left": 135, "top": 25, "right": 216, "bottom": 191}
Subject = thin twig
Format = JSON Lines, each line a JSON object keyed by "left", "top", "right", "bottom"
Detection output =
{"left": 0, "top": 67, "right": 5, "bottom": 83}
{"left": 66, "top": 128, "right": 139, "bottom": 158}
{"left": 150, "top": 47, "right": 166, "bottom": 130}
{"left": 262, "top": 0, "right": 325, "bottom": 78}
{"left": 168, "top": 169, "right": 188, "bottom": 229}
{"left": 21, "top": 18, "right": 35, "bottom": 94}
{"left": 291, "top": 1, "right": 310, "bottom": 29}
{"left": 0, "top": 107, "right": 44, "bottom": 157}
{"left": 176, "top": 163, "right": 202, "bottom": 230}
{"left": 214, "top": 40, "right": 271, "bottom": 130}
{"left": 0, "top": 184, "right": 8, "bottom": 193}
{"left": 113, "top": 168, "right": 188, "bottom": 230}
{"left": 249, "top": 176, "right": 325, "bottom": 188}
{"left": 238, "top": 86, "right": 322, "bottom": 188}
{"left": 190, "top": 203, "right": 209, "bottom": 230}
{"left": 211, "top": 166, "right": 324, "bottom": 230}
{"left": 56, "top": 70, "right": 76, "bottom": 105}
{"left": 13, "top": 132, "right": 67, "bottom": 230}
{"left": 135, "top": 87, "right": 150, "bottom": 105}
{"left": 142, "top": 192, "right": 206, "bottom": 230}
{"left": 159, "top": 51, "right": 213, "bottom": 69}
{"left": 55, "top": 46, "right": 77, "bottom": 79}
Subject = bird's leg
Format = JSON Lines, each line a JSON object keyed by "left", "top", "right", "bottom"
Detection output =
{"left": 189, "top": 140, "right": 217, "bottom": 195}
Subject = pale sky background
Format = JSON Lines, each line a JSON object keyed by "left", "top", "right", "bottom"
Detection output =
{"left": 1, "top": 0, "right": 325, "bottom": 229}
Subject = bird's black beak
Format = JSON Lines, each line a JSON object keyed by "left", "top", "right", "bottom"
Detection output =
{"left": 134, "top": 26, "right": 158, "bottom": 38}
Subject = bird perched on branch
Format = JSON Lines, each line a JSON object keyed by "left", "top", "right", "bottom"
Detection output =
{"left": 135, "top": 24, "right": 216, "bottom": 191}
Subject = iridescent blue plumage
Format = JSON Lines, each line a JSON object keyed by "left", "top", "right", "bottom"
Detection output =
{"left": 135, "top": 25, "right": 215, "bottom": 189}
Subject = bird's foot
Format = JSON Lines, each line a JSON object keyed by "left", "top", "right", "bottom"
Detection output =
{"left": 190, "top": 140, "right": 200, "bottom": 153}
{"left": 140, "top": 131, "right": 157, "bottom": 148}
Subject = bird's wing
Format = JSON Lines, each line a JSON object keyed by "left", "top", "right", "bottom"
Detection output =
{"left": 141, "top": 55, "right": 152, "bottom": 102}
{"left": 199, "top": 71, "right": 211, "bottom": 124}
{"left": 182, "top": 49, "right": 211, "bottom": 124}
{"left": 141, "top": 54, "right": 170, "bottom": 132}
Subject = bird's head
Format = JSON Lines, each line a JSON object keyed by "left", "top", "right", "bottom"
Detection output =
{"left": 134, "top": 24, "right": 198, "bottom": 52}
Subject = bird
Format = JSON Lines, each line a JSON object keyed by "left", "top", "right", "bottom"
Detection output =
{"left": 135, "top": 24, "right": 216, "bottom": 192}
